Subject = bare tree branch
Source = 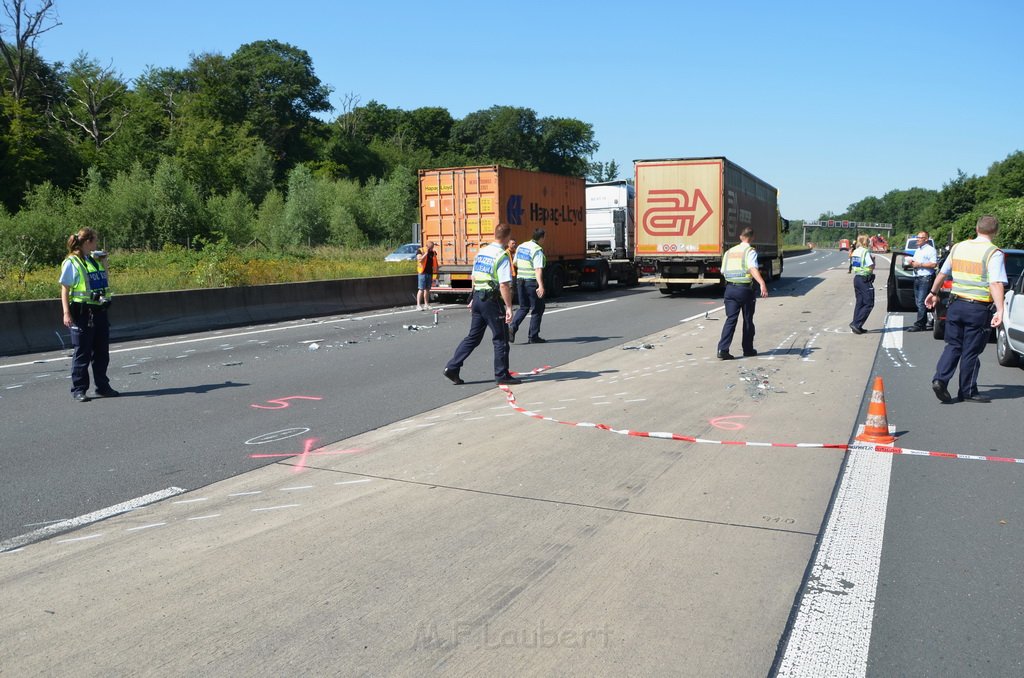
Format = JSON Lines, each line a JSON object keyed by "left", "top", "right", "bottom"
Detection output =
{"left": 0, "top": 0, "right": 60, "bottom": 101}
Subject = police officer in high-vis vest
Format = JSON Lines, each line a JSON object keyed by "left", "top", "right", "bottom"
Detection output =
{"left": 443, "top": 223, "right": 521, "bottom": 386}
{"left": 717, "top": 227, "right": 768, "bottom": 360}
{"left": 925, "top": 215, "right": 1007, "bottom": 403}
{"left": 509, "top": 228, "right": 547, "bottom": 344}
{"left": 849, "top": 234, "right": 875, "bottom": 334}
{"left": 59, "top": 228, "right": 119, "bottom": 402}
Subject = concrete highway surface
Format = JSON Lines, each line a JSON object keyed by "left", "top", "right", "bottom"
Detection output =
{"left": 2, "top": 251, "right": 1022, "bottom": 677}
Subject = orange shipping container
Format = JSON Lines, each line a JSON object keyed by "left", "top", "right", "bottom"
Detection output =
{"left": 419, "top": 166, "right": 586, "bottom": 270}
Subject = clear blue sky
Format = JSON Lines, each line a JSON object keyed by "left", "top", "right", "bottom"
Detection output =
{"left": 38, "top": 0, "right": 1024, "bottom": 220}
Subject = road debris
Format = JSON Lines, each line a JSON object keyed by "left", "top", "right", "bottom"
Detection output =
{"left": 737, "top": 366, "right": 784, "bottom": 400}
{"left": 623, "top": 343, "right": 655, "bottom": 351}
{"left": 308, "top": 343, "right": 320, "bottom": 351}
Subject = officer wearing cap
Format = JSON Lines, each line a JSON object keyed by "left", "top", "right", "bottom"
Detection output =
{"left": 925, "top": 215, "right": 1007, "bottom": 403}
{"left": 443, "top": 223, "right": 521, "bottom": 386}
{"left": 717, "top": 227, "right": 768, "bottom": 360}
{"left": 509, "top": 228, "right": 547, "bottom": 344}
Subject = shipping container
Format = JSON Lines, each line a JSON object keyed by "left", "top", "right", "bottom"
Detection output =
{"left": 419, "top": 166, "right": 587, "bottom": 297}
{"left": 634, "top": 157, "right": 784, "bottom": 293}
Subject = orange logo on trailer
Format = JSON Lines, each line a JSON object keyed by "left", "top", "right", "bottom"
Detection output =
{"left": 642, "top": 189, "right": 713, "bottom": 237}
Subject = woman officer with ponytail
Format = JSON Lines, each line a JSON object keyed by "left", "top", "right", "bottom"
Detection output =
{"left": 59, "top": 228, "right": 118, "bottom": 402}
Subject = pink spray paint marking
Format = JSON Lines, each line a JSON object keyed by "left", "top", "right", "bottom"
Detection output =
{"left": 251, "top": 396, "right": 323, "bottom": 410}
{"left": 248, "top": 438, "right": 362, "bottom": 473}
{"left": 709, "top": 415, "right": 750, "bottom": 431}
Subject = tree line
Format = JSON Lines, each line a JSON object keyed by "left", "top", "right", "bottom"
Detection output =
{"left": 0, "top": 0, "right": 607, "bottom": 267}
{"left": 815, "top": 151, "right": 1024, "bottom": 248}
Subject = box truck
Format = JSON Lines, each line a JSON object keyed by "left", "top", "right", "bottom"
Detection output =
{"left": 419, "top": 166, "right": 588, "bottom": 299}
{"left": 583, "top": 181, "right": 640, "bottom": 288}
{"left": 634, "top": 157, "right": 784, "bottom": 293}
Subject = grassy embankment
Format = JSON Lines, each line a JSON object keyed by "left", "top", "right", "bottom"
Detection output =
{"left": 0, "top": 245, "right": 415, "bottom": 303}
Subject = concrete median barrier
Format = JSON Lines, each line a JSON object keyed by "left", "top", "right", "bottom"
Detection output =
{"left": 0, "top": 275, "right": 416, "bottom": 357}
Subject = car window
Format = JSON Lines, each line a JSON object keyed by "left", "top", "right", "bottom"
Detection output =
{"left": 1004, "top": 253, "right": 1024, "bottom": 283}
{"left": 401, "top": 244, "right": 419, "bottom": 253}
{"left": 892, "top": 253, "right": 914, "bottom": 277}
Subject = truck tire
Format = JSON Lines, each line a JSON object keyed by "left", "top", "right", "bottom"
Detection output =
{"left": 595, "top": 263, "right": 609, "bottom": 291}
{"left": 548, "top": 264, "right": 566, "bottom": 298}
{"left": 775, "top": 257, "right": 784, "bottom": 280}
{"left": 996, "top": 325, "right": 1020, "bottom": 367}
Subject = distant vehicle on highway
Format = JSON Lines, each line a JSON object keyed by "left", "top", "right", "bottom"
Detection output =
{"left": 903, "top": 235, "right": 934, "bottom": 257}
{"left": 385, "top": 243, "right": 420, "bottom": 262}
{"left": 996, "top": 268, "right": 1024, "bottom": 367}
{"left": 838, "top": 238, "right": 851, "bottom": 251}
{"left": 930, "top": 248, "right": 1024, "bottom": 340}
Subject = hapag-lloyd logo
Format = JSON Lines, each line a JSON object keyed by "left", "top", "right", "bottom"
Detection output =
{"left": 642, "top": 188, "right": 713, "bottom": 237}
{"left": 506, "top": 194, "right": 583, "bottom": 226}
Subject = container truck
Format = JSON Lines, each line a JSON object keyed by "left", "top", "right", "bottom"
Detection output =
{"left": 419, "top": 166, "right": 588, "bottom": 299}
{"left": 634, "top": 157, "right": 784, "bottom": 293}
{"left": 582, "top": 181, "right": 640, "bottom": 288}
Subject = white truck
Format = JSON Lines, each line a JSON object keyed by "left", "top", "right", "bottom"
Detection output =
{"left": 582, "top": 181, "right": 640, "bottom": 288}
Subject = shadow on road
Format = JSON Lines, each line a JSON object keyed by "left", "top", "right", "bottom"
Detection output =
{"left": 120, "top": 381, "right": 250, "bottom": 397}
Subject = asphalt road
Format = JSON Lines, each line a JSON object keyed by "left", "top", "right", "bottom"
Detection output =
{"left": 0, "top": 250, "right": 838, "bottom": 545}
{"left": 5, "top": 249, "right": 1023, "bottom": 676}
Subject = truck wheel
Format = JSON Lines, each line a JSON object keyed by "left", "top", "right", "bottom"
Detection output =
{"left": 996, "top": 325, "right": 1020, "bottom": 367}
{"left": 596, "top": 264, "right": 609, "bottom": 291}
{"left": 659, "top": 287, "right": 672, "bottom": 295}
{"left": 548, "top": 264, "right": 565, "bottom": 298}
{"left": 775, "top": 257, "right": 784, "bottom": 280}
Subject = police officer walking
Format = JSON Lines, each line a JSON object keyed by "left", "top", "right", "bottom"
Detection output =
{"left": 925, "top": 215, "right": 1007, "bottom": 403}
{"left": 59, "top": 228, "right": 119, "bottom": 402}
{"left": 509, "top": 228, "right": 547, "bottom": 344}
{"left": 849, "top": 234, "right": 875, "bottom": 334}
{"left": 717, "top": 227, "right": 768, "bottom": 360}
{"left": 906, "top": 230, "right": 937, "bottom": 332}
{"left": 443, "top": 223, "right": 521, "bottom": 386}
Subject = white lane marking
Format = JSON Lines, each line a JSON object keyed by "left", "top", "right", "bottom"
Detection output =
{"left": 56, "top": 534, "right": 104, "bottom": 545}
{"left": 882, "top": 314, "right": 904, "bottom": 351}
{"left": 280, "top": 485, "right": 314, "bottom": 492}
{"left": 682, "top": 307, "right": 725, "bottom": 323}
{"left": 228, "top": 491, "right": 262, "bottom": 497}
{"left": 0, "top": 487, "right": 186, "bottom": 553}
{"left": 187, "top": 514, "right": 221, "bottom": 521}
{"left": 544, "top": 298, "right": 617, "bottom": 314}
{"left": 172, "top": 498, "right": 209, "bottom": 504}
{"left": 776, "top": 441, "right": 893, "bottom": 677}
{"left": 0, "top": 306, "right": 443, "bottom": 369}
{"left": 125, "top": 522, "right": 166, "bottom": 532}
{"left": 251, "top": 504, "right": 300, "bottom": 512}
{"left": 335, "top": 479, "right": 373, "bottom": 486}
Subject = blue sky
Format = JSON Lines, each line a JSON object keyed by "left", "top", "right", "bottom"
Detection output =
{"left": 38, "top": 0, "right": 1024, "bottom": 220}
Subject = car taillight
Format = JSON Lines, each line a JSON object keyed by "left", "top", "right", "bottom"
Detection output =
{"left": 707, "top": 266, "right": 721, "bottom": 274}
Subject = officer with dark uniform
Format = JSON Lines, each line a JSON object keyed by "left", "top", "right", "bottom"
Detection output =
{"left": 849, "top": 234, "right": 875, "bottom": 334}
{"left": 717, "top": 227, "right": 768, "bottom": 360}
{"left": 926, "top": 215, "right": 1007, "bottom": 403}
{"left": 509, "top": 228, "right": 547, "bottom": 344}
{"left": 59, "top": 228, "right": 119, "bottom": 402}
{"left": 443, "top": 223, "right": 521, "bottom": 386}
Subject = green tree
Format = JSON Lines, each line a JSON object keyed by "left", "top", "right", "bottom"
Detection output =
{"left": 536, "top": 116, "right": 597, "bottom": 176}
{"left": 50, "top": 53, "right": 130, "bottom": 158}
{"left": 0, "top": 0, "right": 59, "bottom": 103}
{"left": 986, "top": 151, "right": 1024, "bottom": 200}
{"left": 284, "top": 164, "right": 330, "bottom": 246}
{"left": 253, "top": 189, "right": 287, "bottom": 248}
{"left": 363, "top": 167, "right": 416, "bottom": 243}
{"left": 151, "top": 156, "right": 206, "bottom": 247}
{"left": 450, "top": 105, "right": 540, "bottom": 168}
{"left": 587, "top": 159, "right": 621, "bottom": 183}
{"left": 207, "top": 188, "right": 256, "bottom": 245}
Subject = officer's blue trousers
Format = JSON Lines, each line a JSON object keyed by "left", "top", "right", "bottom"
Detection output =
{"left": 717, "top": 283, "right": 756, "bottom": 354}
{"left": 69, "top": 306, "right": 111, "bottom": 395}
{"left": 933, "top": 298, "right": 992, "bottom": 399}
{"left": 446, "top": 292, "right": 511, "bottom": 382}
{"left": 510, "top": 279, "right": 545, "bottom": 341}
{"left": 852, "top": 274, "right": 875, "bottom": 328}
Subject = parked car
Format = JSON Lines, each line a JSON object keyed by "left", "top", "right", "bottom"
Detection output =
{"left": 838, "top": 238, "right": 851, "bottom": 251}
{"left": 886, "top": 250, "right": 918, "bottom": 312}
{"left": 384, "top": 243, "right": 420, "bottom": 262}
{"left": 932, "top": 248, "right": 1024, "bottom": 340}
{"left": 903, "top": 235, "right": 935, "bottom": 257}
{"left": 996, "top": 269, "right": 1024, "bottom": 367}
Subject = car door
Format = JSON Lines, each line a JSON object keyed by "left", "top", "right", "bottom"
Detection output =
{"left": 887, "top": 251, "right": 917, "bottom": 311}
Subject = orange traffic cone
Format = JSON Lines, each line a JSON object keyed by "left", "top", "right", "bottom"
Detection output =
{"left": 856, "top": 376, "right": 895, "bottom": 444}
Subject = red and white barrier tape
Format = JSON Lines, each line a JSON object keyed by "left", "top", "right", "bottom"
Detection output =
{"left": 496, "top": 378, "right": 1024, "bottom": 465}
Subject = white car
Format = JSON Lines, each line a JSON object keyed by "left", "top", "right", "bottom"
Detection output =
{"left": 996, "top": 269, "right": 1024, "bottom": 367}
{"left": 384, "top": 243, "right": 420, "bottom": 262}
